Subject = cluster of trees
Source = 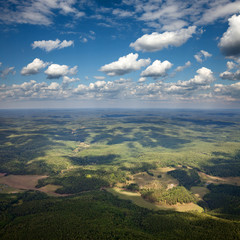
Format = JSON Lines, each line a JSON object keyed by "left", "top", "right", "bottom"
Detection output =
{"left": 70, "top": 154, "right": 119, "bottom": 166}
{"left": 204, "top": 184, "right": 240, "bottom": 216}
{"left": 121, "top": 162, "right": 157, "bottom": 174}
{"left": 126, "top": 183, "right": 140, "bottom": 192}
{"left": 168, "top": 169, "right": 201, "bottom": 189}
{"left": 36, "top": 169, "right": 127, "bottom": 194}
{"left": 55, "top": 176, "right": 109, "bottom": 194}
{"left": 201, "top": 151, "right": 240, "bottom": 177}
{"left": 141, "top": 186, "right": 197, "bottom": 205}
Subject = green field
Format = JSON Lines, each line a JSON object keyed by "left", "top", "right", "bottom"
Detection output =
{"left": 0, "top": 109, "right": 240, "bottom": 239}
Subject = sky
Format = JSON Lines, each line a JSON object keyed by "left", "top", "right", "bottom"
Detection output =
{"left": 0, "top": 0, "right": 240, "bottom": 109}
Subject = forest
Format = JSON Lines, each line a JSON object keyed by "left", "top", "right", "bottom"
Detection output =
{"left": 0, "top": 109, "right": 240, "bottom": 239}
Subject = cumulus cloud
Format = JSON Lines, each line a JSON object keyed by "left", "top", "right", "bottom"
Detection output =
{"left": 141, "top": 60, "right": 173, "bottom": 78}
{"left": 219, "top": 70, "right": 240, "bottom": 81}
{"left": 48, "top": 82, "right": 60, "bottom": 90}
{"left": 218, "top": 14, "right": 240, "bottom": 57}
{"left": 62, "top": 76, "right": 80, "bottom": 88}
{"left": 175, "top": 61, "right": 191, "bottom": 72}
{"left": 0, "top": 67, "right": 16, "bottom": 78}
{"left": 32, "top": 39, "right": 74, "bottom": 52}
{"left": 0, "top": 68, "right": 227, "bottom": 104}
{"left": 99, "top": 53, "right": 150, "bottom": 76}
{"left": 214, "top": 82, "right": 240, "bottom": 100}
{"left": 227, "top": 61, "right": 236, "bottom": 70}
{"left": 73, "top": 78, "right": 134, "bottom": 99}
{"left": 130, "top": 26, "right": 196, "bottom": 52}
{"left": 0, "top": 79, "right": 74, "bottom": 101}
{"left": 194, "top": 50, "right": 212, "bottom": 63}
{"left": 138, "top": 77, "right": 146, "bottom": 83}
{"left": 21, "top": 58, "right": 48, "bottom": 76}
{"left": 45, "top": 64, "right": 78, "bottom": 79}
{"left": 182, "top": 67, "right": 214, "bottom": 86}
{"left": 165, "top": 67, "right": 215, "bottom": 94}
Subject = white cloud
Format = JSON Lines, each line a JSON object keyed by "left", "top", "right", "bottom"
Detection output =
{"left": 73, "top": 78, "right": 134, "bottom": 99}
{"left": 141, "top": 60, "right": 173, "bottom": 78}
{"left": 194, "top": 50, "right": 212, "bottom": 63}
{"left": 48, "top": 82, "right": 60, "bottom": 90}
{"left": 89, "top": 80, "right": 106, "bottom": 89}
{"left": 0, "top": 79, "right": 73, "bottom": 101}
{"left": 100, "top": 53, "right": 150, "bottom": 76}
{"left": 59, "top": 40, "right": 74, "bottom": 48}
{"left": 175, "top": 61, "right": 191, "bottom": 72}
{"left": 194, "top": 54, "right": 202, "bottom": 63}
{"left": 80, "top": 37, "right": 88, "bottom": 43}
{"left": 21, "top": 58, "right": 48, "bottom": 76}
{"left": 0, "top": 0, "right": 85, "bottom": 26}
{"left": 112, "top": 9, "right": 132, "bottom": 18}
{"left": 138, "top": 1, "right": 186, "bottom": 22}
{"left": 214, "top": 82, "right": 240, "bottom": 100}
{"left": 196, "top": 2, "right": 240, "bottom": 25}
{"left": 32, "top": 39, "right": 74, "bottom": 52}
{"left": 131, "top": 0, "right": 240, "bottom": 31}
{"left": 0, "top": 67, "right": 16, "bottom": 78}
{"left": 138, "top": 77, "right": 146, "bottom": 83}
{"left": 62, "top": 76, "right": 80, "bottom": 84}
{"left": 130, "top": 26, "right": 196, "bottom": 52}
{"left": 62, "top": 76, "right": 80, "bottom": 88}
{"left": 183, "top": 67, "right": 215, "bottom": 86}
{"left": 201, "top": 50, "right": 212, "bottom": 58}
{"left": 94, "top": 76, "right": 106, "bottom": 80}
{"left": 218, "top": 14, "right": 240, "bottom": 57}
{"left": 165, "top": 67, "right": 215, "bottom": 94}
{"left": 0, "top": 67, "right": 231, "bottom": 104}
{"left": 219, "top": 70, "right": 240, "bottom": 81}
{"left": 45, "top": 64, "right": 78, "bottom": 79}
{"left": 161, "top": 20, "right": 188, "bottom": 31}
{"left": 79, "top": 31, "right": 96, "bottom": 43}
{"left": 227, "top": 61, "right": 236, "bottom": 70}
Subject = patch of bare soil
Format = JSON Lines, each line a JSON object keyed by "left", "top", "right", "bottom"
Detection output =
{"left": 198, "top": 172, "right": 240, "bottom": 186}
{"left": 0, "top": 175, "right": 48, "bottom": 190}
{"left": 0, "top": 174, "right": 69, "bottom": 197}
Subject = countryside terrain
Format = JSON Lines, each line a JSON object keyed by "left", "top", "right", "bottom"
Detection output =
{"left": 0, "top": 109, "right": 240, "bottom": 239}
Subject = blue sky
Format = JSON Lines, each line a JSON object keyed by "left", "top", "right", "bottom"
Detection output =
{"left": 0, "top": 0, "right": 240, "bottom": 109}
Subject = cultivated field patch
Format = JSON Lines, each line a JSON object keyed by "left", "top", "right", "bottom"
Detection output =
{"left": 198, "top": 172, "right": 240, "bottom": 186}
{"left": 107, "top": 187, "right": 203, "bottom": 212}
{"left": 0, "top": 174, "right": 68, "bottom": 196}
{"left": 0, "top": 174, "right": 48, "bottom": 190}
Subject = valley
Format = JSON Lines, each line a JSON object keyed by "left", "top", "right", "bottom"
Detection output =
{"left": 0, "top": 109, "right": 240, "bottom": 239}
